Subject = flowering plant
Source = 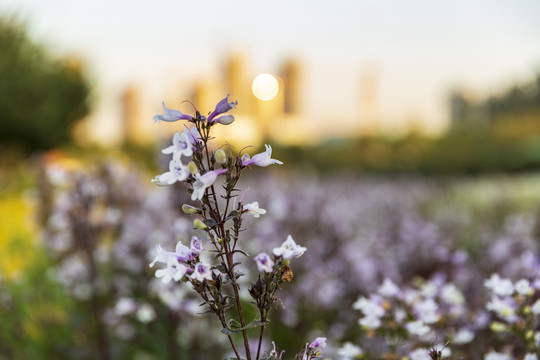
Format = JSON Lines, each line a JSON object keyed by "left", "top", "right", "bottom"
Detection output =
{"left": 149, "top": 96, "right": 322, "bottom": 360}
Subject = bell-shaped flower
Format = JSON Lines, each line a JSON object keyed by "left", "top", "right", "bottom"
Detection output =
{"left": 207, "top": 94, "right": 237, "bottom": 122}
{"left": 244, "top": 201, "right": 267, "bottom": 218}
{"left": 161, "top": 128, "right": 198, "bottom": 160}
{"left": 153, "top": 102, "right": 192, "bottom": 123}
{"left": 241, "top": 144, "right": 283, "bottom": 167}
{"left": 151, "top": 158, "right": 190, "bottom": 186}
{"left": 191, "top": 168, "right": 227, "bottom": 201}
{"left": 272, "top": 235, "right": 306, "bottom": 260}
{"left": 155, "top": 256, "right": 188, "bottom": 284}
{"left": 149, "top": 241, "right": 193, "bottom": 268}
{"left": 309, "top": 337, "right": 327, "bottom": 349}
{"left": 190, "top": 262, "right": 213, "bottom": 282}
{"left": 254, "top": 252, "right": 274, "bottom": 273}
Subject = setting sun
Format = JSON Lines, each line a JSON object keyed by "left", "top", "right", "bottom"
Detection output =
{"left": 251, "top": 73, "right": 279, "bottom": 101}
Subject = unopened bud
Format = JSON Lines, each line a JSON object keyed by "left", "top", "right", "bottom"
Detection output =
{"left": 523, "top": 305, "right": 531, "bottom": 315}
{"left": 490, "top": 321, "right": 507, "bottom": 332}
{"left": 214, "top": 115, "right": 235, "bottom": 125}
{"left": 193, "top": 219, "right": 208, "bottom": 230}
{"left": 215, "top": 148, "right": 227, "bottom": 164}
{"left": 526, "top": 329, "right": 534, "bottom": 340}
{"left": 182, "top": 204, "right": 200, "bottom": 215}
{"left": 282, "top": 259, "right": 290, "bottom": 266}
{"left": 187, "top": 161, "right": 198, "bottom": 175}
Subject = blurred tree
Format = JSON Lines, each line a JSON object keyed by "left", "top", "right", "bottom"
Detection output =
{"left": 0, "top": 16, "right": 90, "bottom": 151}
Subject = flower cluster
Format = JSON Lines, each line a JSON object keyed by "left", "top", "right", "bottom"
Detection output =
{"left": 484, "top": 273, "right": 540, "bottom": 360}
{"left": 149, "top": 96, "right": 313, "bottom": 360}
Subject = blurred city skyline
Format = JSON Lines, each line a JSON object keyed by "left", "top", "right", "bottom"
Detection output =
{"left": 2, "top": 0, "right": 540, "bottom": 146}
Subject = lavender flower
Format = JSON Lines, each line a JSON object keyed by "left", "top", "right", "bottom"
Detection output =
{"left": 153, "top": 101, "right": 192, "bottom": 123}
{"left": 254, "top": 252, "right": 274, "bottom": 273}
{"left": 241, "top": 144, "right": 283, "bottom": 167}
{"left": 207, "top": 94, "right": 237, "bottom": 122}
{"left": 272, "top": 235, "right": 306, "bottom": 260}
{"left": 192, "top": 169, "right": 227, "bottom": 201}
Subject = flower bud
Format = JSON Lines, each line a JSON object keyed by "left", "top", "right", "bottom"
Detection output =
{"left": 214, "top": 148, "right": 227, "bottom": 165}
{"left": 213, "top": 115, "right": 235, "bottom": 125}
{"left": 282, "top": 259, "right": 290, "bottom": 266}
{"left": 187, "top": 161, "right": 198, "bottom": 175}
{"left": 490, "top": 321, "right": 507, "bottom": 332}
{"left": 193, "top": 219, "right": 208, "bottom": 230}
{"left": 182, "top": 204, "right": 200, "bottom": 215}
{"left": 526, "top": 329, "right": 534, "bottom": 340}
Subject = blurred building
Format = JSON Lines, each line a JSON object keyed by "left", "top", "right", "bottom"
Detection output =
{"left": 121, "top": 85, "right": 155, "bottom": 146}
{"left": 357, "top": 65, "right": 380, "bottom": 136}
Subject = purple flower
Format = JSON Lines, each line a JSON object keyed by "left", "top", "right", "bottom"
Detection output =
{"left": 190, "top": 262, "right": 213, "bottom": 282}
{"left": 254, "top": 252, "right": 274, "bottom": 273}
{"left": 192, "top": 168, "right": 227, "bottom": 201}
{"left": 153, "top": 102, "right": 192, "bottom": 123}
{"left": 309, "top": 337, "right": 327, "bottom": 349}
{"left": 161, "top": 128, "right": 199, "bottom": 160}
{"left": 149, "top": 241, "right": 193, "bottom": 267}
{"left": 190, "top": 236, "right": 204, "bottom": 256}
{"left": 241, "top": 144, "right": 283, "bottom": 167}
{"left": 207, "top": 94, "right": 237, "bottom": 122}
{"left": 155, "top": 257, "right": 188, "bottom": 284}
{"left": 151, "top": 158, "right": 190, "bottom": 186}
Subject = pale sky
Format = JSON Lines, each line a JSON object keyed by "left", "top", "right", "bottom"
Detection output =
{"left": 2, "top": 0, "right": 540, "bottom": 142}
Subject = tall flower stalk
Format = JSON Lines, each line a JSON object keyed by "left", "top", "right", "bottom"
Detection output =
{"left": 149, "top": 96, "right": 318, "bottom": 360}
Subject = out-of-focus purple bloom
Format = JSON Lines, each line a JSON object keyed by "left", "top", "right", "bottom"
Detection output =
{"left": 486, "top": 296, "right": 518, "bottom": 323}
{"left": 272, "top": 235, "right": 306, "bottom": 260}
{"left": 254, "top": 252, "right": 274, "bottom": 273}
{"left": 153, "top": 102, "right": 192, "bottom": 123}
{"left": 405, "top": 320, "right": 431, "bottom": 337}
{"left": 337, "top": 342, "right": 363, "bottom": 359}
{"left": 484, "top": 351, "right": 513, "bottom": 360}
{"left": 207, "top": 94, "right": 237, "bottom": 122}
{"left": 192, "top": 169, "right": 227, "bottom": 201}
{"left": 515, "top": 279, "right": 534, "bottom": 295}
{"left": 309, "top": 337, "right": 327, "bottom": 349}
{"left": 190, "top": 262, "right": 213, "bottom": 282}
{"left": 378, "top": 278, "right": 401, "bottom": 298}
{"left": 485, "top": 274, "right": 514, "bottom": 296}
{"left": 241, "top": 145, "right": 283, "bottom": 167}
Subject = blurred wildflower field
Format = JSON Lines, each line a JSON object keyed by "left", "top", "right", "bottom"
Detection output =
{"left": 2, "top": 151, "right": 540, "bottom": 360}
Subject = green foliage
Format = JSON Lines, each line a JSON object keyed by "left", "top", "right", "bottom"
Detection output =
{"left": 0, "top": 16, "right": 90, "bottom": 151}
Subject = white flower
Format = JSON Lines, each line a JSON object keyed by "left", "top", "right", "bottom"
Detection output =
{"left": 353, "top": 296, "right": 385, "bottom": 317}
{"left": 114, "top": 297, "right": 137, "bottom": 316}
{"left": 525, "top": 354, "right": 538, "bottom": 360}
{"left": 453, "top": 328, "right": 475, "bottom": 344}
{"left": 151, "top": 158, "right": 190, "bottom": 186}
{"left": 486, "top": 296, "right": 518, "bottom": 322}
{"left": 155, "top": 257, "right": 188, "bottom": 284}
{"left": 272, "top": 235, "right": 306, "bottom": 260}
{"left": 378, "top": 278, "right": 400, "bottom": 298}
{"left": 149, "top": 241, "right": 193, "bottom": 267}
{"left": 409, "top": 348, "right": 431, "bottom": 360}
{"left": 190, "top": 262, "right": 213, "bottom": 282}
{"left": 515, "top": 279, "right": 534, "bottom": 296}
{"left": 484, "top": 351, "right": 512, "bottom": 360}
{"left": 337, "top": 342, "right": 363, "bottom": 359}
{"left": 531, "top": 299, "right": 540, "bottom": 315}
{"left": 359, "top": 315, "right": 381, "bottom": 329}
{"left": 414, "top": 298, "right": 440, "bottom": 324}
{"left": 405, "top": 320, "right": 431, "bottom": 337}
{"left": 441, "top": 283, "right": 465, "bottom": 305}
{"left": 485, "top": 274, "right": 514, "bottom": 296}
{"left": 136, "top": 304, "right": 156, "bottom": 323}
{"left": 244, "top": 201, "right": 267, "bottom": 218}
{"left": 161, "top": 128, "right": 198, "bottom": 160}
